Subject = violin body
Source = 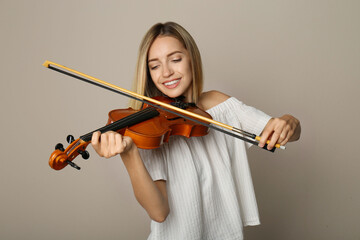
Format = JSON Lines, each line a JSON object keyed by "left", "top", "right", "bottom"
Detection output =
{"left": 108, "top": 96, "right": 211, "bottom": 149}
{"left": 49, "top": 96, "right": 211, "bottom": 170}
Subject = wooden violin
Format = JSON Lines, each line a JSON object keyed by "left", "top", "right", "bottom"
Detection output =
{"left": 49, "top": 96, "right": 211, "bottom": 170}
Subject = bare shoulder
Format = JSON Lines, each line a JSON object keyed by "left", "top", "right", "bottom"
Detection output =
{"left": 198, "top": 90, "right": 230, "bottom": 111}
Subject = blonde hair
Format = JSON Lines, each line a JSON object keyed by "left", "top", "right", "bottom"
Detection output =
{"left": 130, "top": 22, "right": 203, "bottom": 110}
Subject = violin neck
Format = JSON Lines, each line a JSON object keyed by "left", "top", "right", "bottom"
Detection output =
{"left": 80, "top": 107, "right": 159, "bottom": 142}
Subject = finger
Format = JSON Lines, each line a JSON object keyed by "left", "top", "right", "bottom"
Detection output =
{"left": 280, "top": 137, "right": 289, "bottom": 146}
{"left": 101, "top": 132, "right": 110, "bottom": 158}
{"left": 122, "top": 136, "right": 132, "bottom": 150}
{"left": 276, "top": 122, "right": 293, "bottom": 146}
{"left": 267, "top": 131, "right": 281, "bottom": 150}
{"left": 259, "top": 128, "right": 273, "bottom": 148}
{"left": 91, "top": 131, "right": 101, "bottom": 145}
{"left": 91, "top": 131, "right": 102, "bottom": 153}
{"left": 115, "top": 133, "right": 123, "bottom": 153}
{"left": 108, "top": 131, "right": 118, "bottom": 156}
{"left": 108, "top": 131, "right": 115, "bottom": 146}
{"left": 280, "top": 129, "right": 293, "bottom": 146}
{"left": 278, "top": 131, "right": 288, "bottom": 144}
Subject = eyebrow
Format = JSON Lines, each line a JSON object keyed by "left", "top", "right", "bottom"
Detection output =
{"left": 148, "top": 51, "right": 183, "bottom": 63}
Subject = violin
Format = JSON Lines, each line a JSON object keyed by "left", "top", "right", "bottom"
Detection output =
{"left": 49, "top": 96, "right": 211, "bottom": 171}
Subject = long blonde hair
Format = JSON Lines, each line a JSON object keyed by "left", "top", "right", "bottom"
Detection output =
{"left": 130, "top": 22, "right": 203, "bottom": 110}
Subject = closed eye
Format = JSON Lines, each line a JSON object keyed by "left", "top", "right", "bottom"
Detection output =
{"left": 150, "top": 65, "right": 159, "bottom": 70}
{"left": 172, "top": 58, "right": 182, "bottom": 63}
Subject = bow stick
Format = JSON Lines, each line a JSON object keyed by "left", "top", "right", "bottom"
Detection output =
{"left": 43, "top": 60, "right": 285, "bottom": 151}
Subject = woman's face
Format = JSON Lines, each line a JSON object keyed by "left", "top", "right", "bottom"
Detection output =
{"left": 147, "top": 36, "right": 193, "bottom": 101}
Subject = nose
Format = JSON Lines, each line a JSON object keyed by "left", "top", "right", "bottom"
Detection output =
{"left": 162, "top": 63, "right": 174, "bottom": 78}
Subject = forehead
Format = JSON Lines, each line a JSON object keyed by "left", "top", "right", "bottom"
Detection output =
{"left": 148, "top": 36, "right": 187, "bottom": 59}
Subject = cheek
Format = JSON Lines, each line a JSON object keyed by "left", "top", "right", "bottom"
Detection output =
{"left": 149, "top": 71, "right": 159, "bottom": 85}
{"left": 184, "top": 64, "right": 193, "bottom": 80}
{"left": 184, "top": 60, "right": 192, "bottom": 75}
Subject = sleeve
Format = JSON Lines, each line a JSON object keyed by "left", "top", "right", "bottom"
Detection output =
{"left": 227, "top": 97, "right": 272, "bottom": 148}
{"left": 138, "top": 147, "right": 168, "bottom": 181}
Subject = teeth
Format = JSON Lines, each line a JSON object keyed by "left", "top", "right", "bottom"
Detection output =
{"left": 164, "top": 80, "right": 179, "bottom": 86}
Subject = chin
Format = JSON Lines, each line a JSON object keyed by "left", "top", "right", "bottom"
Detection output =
{"left": 165, "top": 93, "right": 182, "bottom": 98}
{"left": 161, "top": 89, "right": 184, "bottom": 99}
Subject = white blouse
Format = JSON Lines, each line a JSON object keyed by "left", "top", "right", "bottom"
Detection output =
{"left": 139, "top": 97, "right": 272, "bottom": 240}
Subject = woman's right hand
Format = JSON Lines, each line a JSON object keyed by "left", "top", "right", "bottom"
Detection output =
{"left": 91, "top": 131, "right": 136, "bottom": 158}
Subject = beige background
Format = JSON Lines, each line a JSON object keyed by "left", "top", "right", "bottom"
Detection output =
{"left": 1, "top": 0, "right": 359, "bottom": 239}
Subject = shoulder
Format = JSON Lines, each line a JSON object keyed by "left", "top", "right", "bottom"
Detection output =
{"left": 197, "top": 90, "right": 231, "bottom": 111}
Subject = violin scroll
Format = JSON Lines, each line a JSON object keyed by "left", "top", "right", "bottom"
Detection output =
{"left": 49, "top": 136, "right": 90, "bottom": 170}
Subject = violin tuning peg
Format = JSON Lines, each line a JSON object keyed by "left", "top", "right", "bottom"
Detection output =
{"left": 78, "top": 150, "right": 90, "bottom": 160}
{"left": 55, "top": 143, "right": 65, "bottom": 152}
{"left": 66, "top": 135, "right": 75, "bottom": 144}
{"left": 65, "top": 160, "right": 81, "bottom": 170}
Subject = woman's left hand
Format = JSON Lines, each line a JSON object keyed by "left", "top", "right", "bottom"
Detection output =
{"left": 259, "top": 114, "right": 301, "bottom": 150}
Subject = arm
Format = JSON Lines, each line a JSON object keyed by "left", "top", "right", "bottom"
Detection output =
{"left": 91, "top": 131, "right": 170, "bottom": 222}
{"left": 199, "top": 90, "right": 301, "bottom": 150}
{"left": 258, "top": 114, "right": 301, "bottom": 150}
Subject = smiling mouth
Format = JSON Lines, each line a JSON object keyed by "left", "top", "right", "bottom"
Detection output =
{"left": 163, "top": 79, "right": 180, "bottom": 88}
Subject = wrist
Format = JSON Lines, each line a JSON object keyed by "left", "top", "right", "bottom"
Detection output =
{"left": 120, "top": 144, "right": 139, "bottom": 160}
{"left": 120, "top": 144, "right": 138, "bottom": 157}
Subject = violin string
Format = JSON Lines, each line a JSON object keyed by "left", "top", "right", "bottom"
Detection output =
{"left": 79, "top": 108, "right": 145, "bottom": 141}
{"left": 80, "top": 107, "right": 159, "bottom": 142}
{"left": 80, "top": 107, "right": 157, "bottom": 141}
{"left": 47, "top": 64, "right": 270, "bottom": 151}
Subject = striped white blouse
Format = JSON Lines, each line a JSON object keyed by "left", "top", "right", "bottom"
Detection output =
{"left": 139, "top": 97, "right": 272, "bottom": 240}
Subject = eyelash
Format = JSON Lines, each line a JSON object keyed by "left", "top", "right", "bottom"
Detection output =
{"left": 150, "top": 66, "right": 159, "bottom": 70}
{"left": 149, "top": 58, "right": 182, "bottom": 70}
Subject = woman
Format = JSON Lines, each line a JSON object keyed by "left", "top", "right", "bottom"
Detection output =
{"left": 92, "top": 22, "right": 301, "bottom": 240}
